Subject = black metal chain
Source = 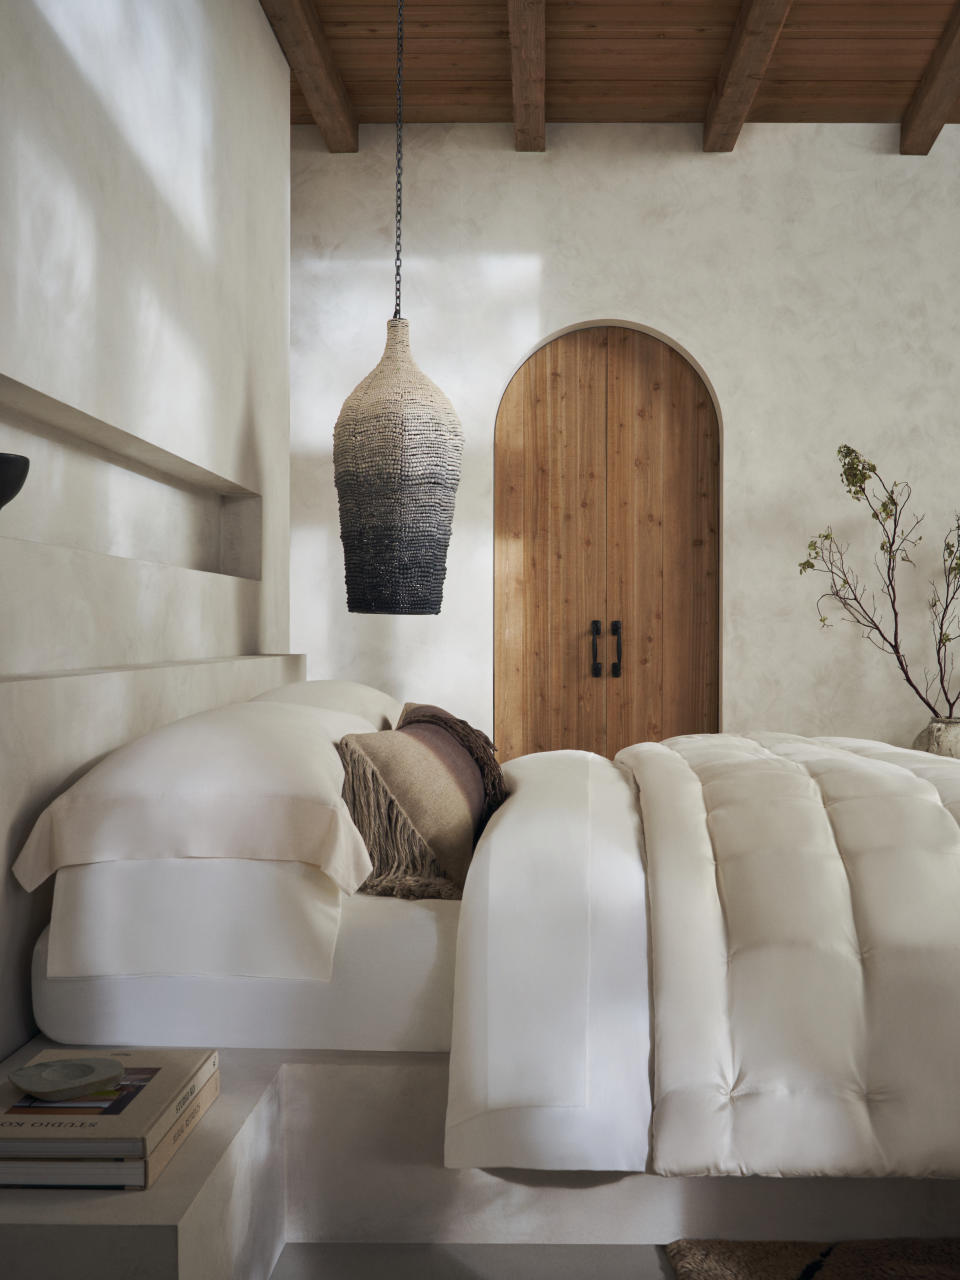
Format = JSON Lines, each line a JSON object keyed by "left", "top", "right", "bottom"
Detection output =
{"left": 393, "top": 0, "right": 404, "bottom": 320}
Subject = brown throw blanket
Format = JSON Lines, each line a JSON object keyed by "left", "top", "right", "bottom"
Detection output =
{"left": 396, "top": 702, "right": 508, "bottom": 833}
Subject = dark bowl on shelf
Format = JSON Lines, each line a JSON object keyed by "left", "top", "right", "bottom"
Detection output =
{"left": 0, "top": 453, "right": 29, "bottom": 510}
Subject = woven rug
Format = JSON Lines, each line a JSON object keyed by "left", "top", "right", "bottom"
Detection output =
{"left": 666, "top": 1238, "right": 960, "bottom": 1279}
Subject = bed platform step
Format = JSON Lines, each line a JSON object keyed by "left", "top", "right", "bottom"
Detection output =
{"left": 2, "top": 1039, "right": 959, "bottom": 1280}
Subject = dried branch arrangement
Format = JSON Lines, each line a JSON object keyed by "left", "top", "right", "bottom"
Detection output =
{"left": 800, "top": 445, "right": 960, "bottom": 720}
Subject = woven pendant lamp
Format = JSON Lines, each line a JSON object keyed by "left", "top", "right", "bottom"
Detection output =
{"left": 334, "top": 319, "right": 463, "bottom": 613}
{"left": 333, "top": 0, "right": 464, "bottom": 615}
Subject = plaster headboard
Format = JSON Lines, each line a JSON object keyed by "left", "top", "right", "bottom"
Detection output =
{"left": 0, "top": 653, "right": 304, "bottom": 1059}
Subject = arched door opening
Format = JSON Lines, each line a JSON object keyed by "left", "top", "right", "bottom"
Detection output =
{"left": 494, "top": 325, "right": 720, "bottom": 760}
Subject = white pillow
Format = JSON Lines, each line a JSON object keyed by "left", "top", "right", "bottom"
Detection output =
{"left": 13, "top": 702, "right": 373, "bottom": 895}
{"left": 48, "top": 860, "right": 344, "bottom": 981}
{"left": 253, "top": 679, "right": 404, "bottom": 729}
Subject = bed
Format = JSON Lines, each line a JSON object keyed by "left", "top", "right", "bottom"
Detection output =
{"left": 16, "top": 686, "right": 960, "bottom": 1181}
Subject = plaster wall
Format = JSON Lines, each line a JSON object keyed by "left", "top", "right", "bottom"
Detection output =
{"left": 291, "top": 123, "right": 960, "bottom": 746}
{"left": 0, "top": 0, "right": 292, "bottom": 1055}
{"left": 0, "top": 0, "right": 291, "bottom": 662}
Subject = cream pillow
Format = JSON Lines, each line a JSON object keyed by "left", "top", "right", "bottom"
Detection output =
{"left": 253, "top": 680, "right": 403, "bottom": 730}
{"left": 14, "top": 702, "right": 373, "bottom": 894}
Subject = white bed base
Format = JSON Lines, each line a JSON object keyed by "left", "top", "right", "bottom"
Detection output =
{"left": 284, "top": 1053, "right": 960, "bottom": 1249}
{"left": 3, "top": 1041, "right": 959, "bottom": 1280}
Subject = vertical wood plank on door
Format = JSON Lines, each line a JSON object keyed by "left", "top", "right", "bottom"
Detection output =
{"left": 661, "top": 346, "right": 721, "bottom": 737}
{"left": 606, "top": 328, "right": 665, "bottom": 757}
{"left": 494, "top": 329, "right": 607, "bottom": 759}
{"left": 564, "top": 329, "right": 607, "bottom": 756}
{"left": 695, "top": 370, "right": 722, "bottom": 730}
{"left": 523, "top": 343, "right": 551, "bottom": 752}
{"left": 531, "top": 329, "right": 607, "bottom": 756}
{"left": 493, "top": 371, "right": 526, "bottom": 762}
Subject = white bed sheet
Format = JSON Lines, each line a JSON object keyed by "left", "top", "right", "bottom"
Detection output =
{"left": 33, "top": 893, "right": 460, "bottom": 1051}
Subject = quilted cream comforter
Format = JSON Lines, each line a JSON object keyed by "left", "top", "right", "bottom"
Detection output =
{"left": 445, "top": 734, "right": 960, "bottom": 1175}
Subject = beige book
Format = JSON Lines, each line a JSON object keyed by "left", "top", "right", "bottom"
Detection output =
{"left": 143, "top": 1069, "right": 220, "bottom": 1188}
{"left": 0, "top": 1047, "right": 218, "bottom": 1158}
{"left": 0, "top": 1071, "right": 220, "bottom": 1188}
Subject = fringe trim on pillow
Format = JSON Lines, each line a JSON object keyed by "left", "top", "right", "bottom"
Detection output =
{"left": 397, "top": 705, "right": 508, "bottom": 830}
{"left": 337, "top": 736, "right": 459, "bottom": 900}
{"left": 362, "top": 873, "right": 461, "bottom": 900}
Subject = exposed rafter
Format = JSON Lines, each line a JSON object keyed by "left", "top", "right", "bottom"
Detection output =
{"left": 508, "top": 0, "right": 546, "bottom": 152}
{"left": 260, "top": 0, "right": 357, "bottom": 153}
{"left": 901, "top": 0, "right": 960, "bottom": 155}
{"left": 703, "top": 0, "right": 795, "bottom": 153}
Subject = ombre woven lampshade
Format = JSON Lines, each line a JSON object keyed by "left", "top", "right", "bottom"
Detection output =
{"left": 333, "top": 319, "right": 464, "bottom": 614}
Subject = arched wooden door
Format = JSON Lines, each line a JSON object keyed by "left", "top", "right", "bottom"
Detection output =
{"left": 494, "top": 326, "right": 720, "bottom": 761}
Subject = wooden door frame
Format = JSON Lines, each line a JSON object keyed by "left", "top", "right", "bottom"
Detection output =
{"left": 492, "top": 318, "right": 725, "bottom": 743}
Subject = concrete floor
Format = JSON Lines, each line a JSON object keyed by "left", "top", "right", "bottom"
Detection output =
{"left": 270, "top": 1244, "right": 674, "bottom": 1279}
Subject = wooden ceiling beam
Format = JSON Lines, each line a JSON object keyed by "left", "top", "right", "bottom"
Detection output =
{"left": 260, "top": 0, "right": 358, "bottom": 153}
{"left": 703, "top": 0, "right": 795, "bottom": 152}
{"left": 901, "top": 0, "right": 960, "bottom": 154}
{"left": 508, "top": 0, "right": 546, "bottom": 151}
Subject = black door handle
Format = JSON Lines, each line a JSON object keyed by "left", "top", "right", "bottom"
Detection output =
{"left": 591, "top": 620, "right": 602, "bottom": 677}
{"left": 611, "top": 620, "right": 622, "bottom": 677}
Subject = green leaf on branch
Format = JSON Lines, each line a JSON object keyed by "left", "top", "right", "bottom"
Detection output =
{"left": 837, "top": 444, "right": 877, "bottom": 500}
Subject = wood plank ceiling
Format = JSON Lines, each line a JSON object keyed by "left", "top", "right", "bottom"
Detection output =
{"left": 262, "top": 1, "right": 960, "bottom": 155}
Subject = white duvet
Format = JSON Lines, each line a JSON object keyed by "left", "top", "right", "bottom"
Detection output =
{"left": 445, "top": 751, "right": 651, "bottom": 1171}
{"left": 445, "top": 733, "right": 960, "bottom": 1176}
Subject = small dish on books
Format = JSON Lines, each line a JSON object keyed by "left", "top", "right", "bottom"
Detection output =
{"left": 9, "top": 1057, "right": 126, "bottom": 1101}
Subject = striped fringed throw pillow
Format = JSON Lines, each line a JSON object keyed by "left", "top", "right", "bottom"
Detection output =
{"left": 338, "top": 704, "right": 506, "bottom": 900}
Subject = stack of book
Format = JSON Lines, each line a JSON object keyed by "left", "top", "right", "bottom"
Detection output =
{"left": 0, "top": 1047, "right": 219, "bottom": 1188}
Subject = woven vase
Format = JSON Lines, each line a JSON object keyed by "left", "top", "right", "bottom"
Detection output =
{"left": 334, "top": 319, "right": 464, "bottom": 614}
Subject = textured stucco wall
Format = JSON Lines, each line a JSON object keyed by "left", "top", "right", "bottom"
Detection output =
{"left": 0, "top": 0, "right": 291, "bottom": 1057}
{"left": 292, "top": 122, "right": 960, "bottom": 747}
{"left": 0, "top": 0, "right": 291, "bottom": 662}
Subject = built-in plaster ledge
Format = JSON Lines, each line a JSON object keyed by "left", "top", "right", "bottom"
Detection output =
{"left": 0, "top": 374, "right": 262, "bottom": 580}
{"left": 0, "top": 375, "right": 255, "bottom": 498}
{"left": 0, "top": 1038, "right": 289, "bottom": 1280}
{"left": 0, "top": 656, "right": 303, "bottom": 685}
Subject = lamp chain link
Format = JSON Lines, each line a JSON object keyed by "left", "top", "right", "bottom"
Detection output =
{"left": 393, "top": 0, "right": 404, "bottom": 321}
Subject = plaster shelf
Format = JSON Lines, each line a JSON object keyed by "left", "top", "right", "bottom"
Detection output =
{"left": 0, "top": 375, "right": 255, "bottom": 498}
{"left": 0, "top": 374, "right": 262, "bottom": 581}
